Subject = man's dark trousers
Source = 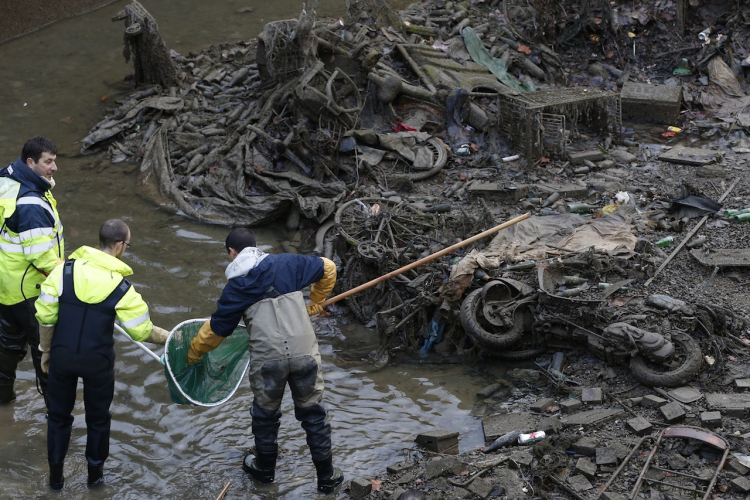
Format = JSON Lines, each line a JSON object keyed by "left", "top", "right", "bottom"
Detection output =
{"left": 0, "top": 298, "right": 48, "bottom": 402}
{"left": 47, "top": 346, "right": 114, "bottom": 466}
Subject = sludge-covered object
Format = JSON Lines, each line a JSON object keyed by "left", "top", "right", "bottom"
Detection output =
{"left": 137, "top": 125, "right": 346, "bottom": 226}
{"left": 112, "top": 0, "right": 178, "bottom": 88}
{"left": 81, "top": 96, "right": 184, "bottom": 151}
{"left": 496, "top": 88, "right": 620, "bottom": 161}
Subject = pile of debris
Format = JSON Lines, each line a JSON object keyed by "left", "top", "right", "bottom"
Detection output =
{"left": 82, "top": 0, "right": 750, "bottom": 497}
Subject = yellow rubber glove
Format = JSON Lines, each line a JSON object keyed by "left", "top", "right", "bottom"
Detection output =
{"left": 308, "top": 257, "right": 336, "bottom": 314}
{"left": 145, "top": 326, "right": 170, "bottom": 344}
{"left": 188, "top": 320, "right": 225, "bottom": 366}
{"left": 306, "top": 301, "right": 323, "bottom": 317}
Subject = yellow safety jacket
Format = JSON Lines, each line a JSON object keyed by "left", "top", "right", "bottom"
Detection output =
{"left": 35, "top": 246, "right": 154, "bottom": 342}
{"left": 0, "top": 159, "right": 64, "bottom": 305}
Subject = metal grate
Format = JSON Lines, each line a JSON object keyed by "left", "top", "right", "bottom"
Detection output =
{"left": 497, "top": 88, "right": 621, "bottom": 160}
{"left": 262, "top": 20, "right": 305, "bottom": 83}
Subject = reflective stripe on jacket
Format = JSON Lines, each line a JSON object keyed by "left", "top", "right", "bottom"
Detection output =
{"left": 0, "top": 158, "right": 64, "bottom": 305}
{"left": 35, "top": 246, "right": 153, "bottom": 342}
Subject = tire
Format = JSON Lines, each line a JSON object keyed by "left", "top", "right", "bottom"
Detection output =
{"left": 460, "top": 289, "right": 524, "bottom": 350}
{"left": 341, "top": 257, "right": 379, "bottom": 324}
{"left": 629, "top": 332, "right": 703, "bottom": 388}
{"left": 480, "top": 347, "right": 545, "bottom": 360}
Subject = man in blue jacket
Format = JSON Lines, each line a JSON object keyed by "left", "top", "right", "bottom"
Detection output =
{"left": 0, "top": 136, "right": 64, "bottom": 406}
{"left": 188, "top": 227, "right": 344, "bottom": 494}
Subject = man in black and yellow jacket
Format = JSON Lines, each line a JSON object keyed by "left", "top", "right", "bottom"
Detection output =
{"left": 35, "top": 219, "right": 169, "bottom": 491}
{"left": 188, "top": 227, "right": 344, "bottom": 494}
{"left": 0, "top": 136, "right": 64, "bottom": 405}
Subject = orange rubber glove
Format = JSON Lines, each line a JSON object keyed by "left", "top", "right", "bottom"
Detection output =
{"left": 187, "top": 320, "right": 225, "bottom": 366}
{"left": 309, "top": 258, "right": 337, "bottom": 303}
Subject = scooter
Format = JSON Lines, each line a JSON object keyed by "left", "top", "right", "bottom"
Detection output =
{"left": 460, "top": 277, "right": 703, "bottom": 387}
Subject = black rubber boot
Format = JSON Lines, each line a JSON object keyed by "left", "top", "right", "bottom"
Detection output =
{"left": 49, "top": 462, "right": 64, "bottom": 491}
{"left": 242, "top": 445, "right": 277, "bottom": 484}
{"left": 0, "top": 380, "right": 15, "bottom": 404}
{"left": 87, "top": 462, "right": 104, "bottom": 486}
{"left": 314, "top": 456, "right": 344, "bottom": 494}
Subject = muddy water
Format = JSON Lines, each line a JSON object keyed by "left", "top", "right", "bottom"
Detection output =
{"left": 0, "top": 2, "right": 490, "bottom": 498}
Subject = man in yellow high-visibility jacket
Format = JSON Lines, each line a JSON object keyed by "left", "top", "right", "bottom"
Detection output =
{"left": 35, "top": 219, "right": 169, "bottom": 491}
{"left": 0, "top": 136, "right": 64, "bottom": 405}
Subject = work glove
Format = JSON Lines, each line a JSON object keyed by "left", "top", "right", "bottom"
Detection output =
{"left": 38, "top": 324, "right": 55, "bottom": 353}
{"left": 306, "top": 301, "right": 323, "bottom": 317}
{"left": 309, "top": 258, "right": 337, "bottom": 303}
{"left": 187, "top": 320, "right": 226, "bottom": 366}
{"left": 145, "top": 326, "right": 170, "bottom": 345}
{"left": 41, "top": 352, "right": 50, "bottom": 374}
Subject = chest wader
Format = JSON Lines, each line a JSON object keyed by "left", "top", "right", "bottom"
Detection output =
{"left": 240, "top": 290, "right": 344, "bottom": 493}
{"left": 47, "top": 260, "right": 129, "bottom": 491}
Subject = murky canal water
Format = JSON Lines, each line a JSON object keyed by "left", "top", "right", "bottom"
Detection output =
{"left": 0, "top": 1, "right": 492, "bottom": 498}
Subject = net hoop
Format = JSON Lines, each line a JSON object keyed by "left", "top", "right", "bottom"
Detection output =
{"left": 164, "top": 318, "right": 250, "bottom": 407}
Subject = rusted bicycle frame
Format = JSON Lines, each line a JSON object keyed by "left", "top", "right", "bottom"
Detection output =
{"left": 594, "top": 426, "right": 729, "bottom": 500}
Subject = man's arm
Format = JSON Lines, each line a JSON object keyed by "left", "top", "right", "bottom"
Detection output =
{"left": 114, "top": 286, "right": 154, "bottom": 342}
{"left": 187, "top": 282, "right": 246, "bottom": 366}
{"left": 208, "top": 279, "right": 249, "bottom": 336}
{"left": 34, "top": 265, "right": 63, "bottom": 373}
{"left": 306, "top": 257, "right": 336, "bottom": 316}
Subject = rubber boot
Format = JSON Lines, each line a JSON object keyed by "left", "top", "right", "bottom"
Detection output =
{"left": 49, "top": 462, "right": 64, "bottom": 491}
{"left": 87, "top": 462, "right": 104, "bottom": 486}
{"left": 242, "top": 445, "right": 277, "bottom": 484}
{"left": 0, "top": 380, "right": 15, "bottom": 404}
{"left": 314, "top": 456, "right": 344, "bottom": 494}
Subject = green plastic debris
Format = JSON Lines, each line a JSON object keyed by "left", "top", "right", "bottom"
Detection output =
{"left": 673, "top": 58, "right": 690, "bottom": 76}
{"left": 462, "top": 27, "right": 535, "bottom": 92}
{"left": 164, "top": 319, "right": 251, "bottom": 406}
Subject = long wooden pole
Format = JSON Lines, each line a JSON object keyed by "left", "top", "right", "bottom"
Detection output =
{"left": 643, "top": 177, "right": 739, "bottom": 287}
{"left": 320, "top": 212, "right": 530, "bottom": 307}
{"left": 215, "top": 480, "right": 232, "bottom": 500}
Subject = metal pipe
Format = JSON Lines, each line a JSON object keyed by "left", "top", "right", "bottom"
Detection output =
{"left": 114, "top": 324, "right": 162, "bottom": 363}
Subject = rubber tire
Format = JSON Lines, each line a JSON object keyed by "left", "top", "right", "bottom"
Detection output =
{"left": 629, "top": 332, "right": 703, "bottom": 388}
{"left": 460, "top": 289, "right": 524, "bottom": 350}
{"left": 481, "top": 347, "right": 545, "bottom": 360}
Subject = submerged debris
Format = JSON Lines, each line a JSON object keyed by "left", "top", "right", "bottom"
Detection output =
{"left": 83, "top": 0, "right": 750, "bottom": 494}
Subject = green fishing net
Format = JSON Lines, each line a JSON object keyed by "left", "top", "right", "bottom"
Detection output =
{"left": 164, "top": 319, "right": 251, "bottom": 406}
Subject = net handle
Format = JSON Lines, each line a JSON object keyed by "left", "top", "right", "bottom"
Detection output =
{"left": 114, "top": 324, "right": 162, "bottom": 363}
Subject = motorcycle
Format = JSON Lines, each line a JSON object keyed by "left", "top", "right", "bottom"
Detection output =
{"left": 459, "top": 264, "right": 704, "bottom": 388}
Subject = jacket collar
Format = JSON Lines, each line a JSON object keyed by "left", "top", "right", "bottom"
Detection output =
{"left": 68, "top": 246, "right": 134, "bottom": 277}
{"left": 225, "top": 247, "right": 268, "bottom": 279}
{"left": 4, "top": 157, "right": 52, "bottom": 192}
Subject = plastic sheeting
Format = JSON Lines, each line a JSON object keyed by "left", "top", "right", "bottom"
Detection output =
{"left": 462, "top": 27, "right": 534, "bottom": 92}
{"left": 442, "top": 210, "right": 638, "bottom": 301}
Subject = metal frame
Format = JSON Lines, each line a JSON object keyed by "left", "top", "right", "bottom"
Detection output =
{"left": 164, "top": 318, "right": 251, "bottom": 407}
{"left": 630, "top": 426, "right": 730, "bottom": 500}
{"left": 496, "top": 88, "right": 621, "bottom": 161}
